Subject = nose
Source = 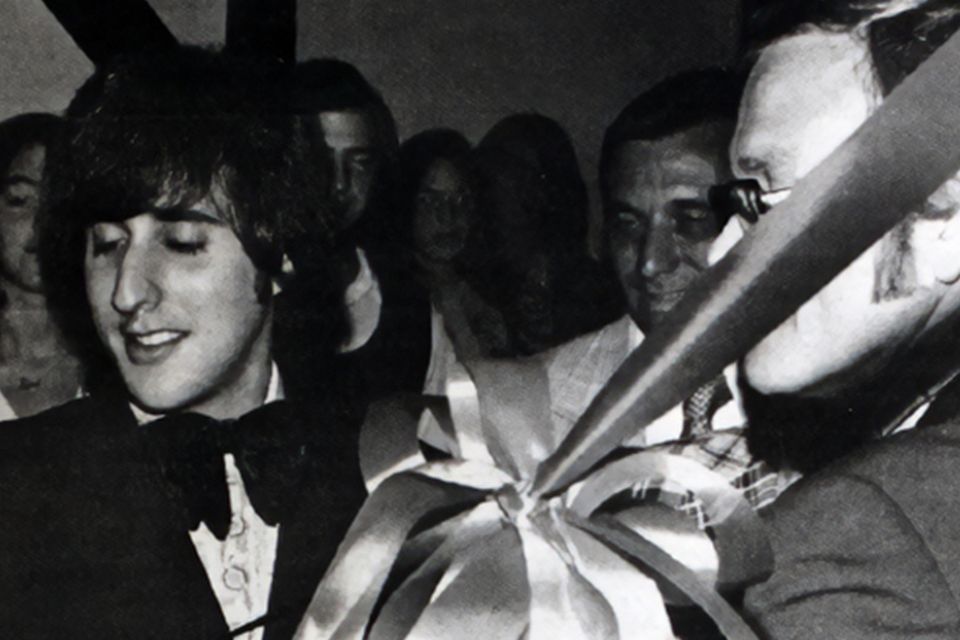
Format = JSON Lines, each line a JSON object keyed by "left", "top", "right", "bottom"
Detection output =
{"left": 24, "top": 215, "right": 41, "bottom": 252}
{"left": 433, "top": 198, "right": 459, "bottom": 224}
{"left": 641, "top": 217, "right": 679, "bottom": 278}
{"left": 22, "top": 227, "right": 38, "bottom": 253}
{"left": 111, "top": 245, "right": 160, "bottom": 317}
{"left": 332, "top": 156, "right": 349, "bottom": 198}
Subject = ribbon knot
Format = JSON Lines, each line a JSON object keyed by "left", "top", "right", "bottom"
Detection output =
{"left": 495, "top": 482, "right": 542, "bottom": 525}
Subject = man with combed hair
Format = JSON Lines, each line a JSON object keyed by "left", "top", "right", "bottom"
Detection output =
{"left": 596, "top": 68, "right": 752, "bottom": 445}
{"left": 727, "top": 1, "right": 960, "bottom": 636}
{"left": 0, "top": 47, "right": 366, "bottom": 639}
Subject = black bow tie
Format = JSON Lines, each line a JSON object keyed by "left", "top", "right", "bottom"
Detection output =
{"left": 139, "top": 401, "right": 315, "bottom": 540}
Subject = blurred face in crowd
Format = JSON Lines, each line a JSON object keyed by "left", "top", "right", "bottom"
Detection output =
{"left": 84, "top": 181, "right": 274, "bottom": 419}
{"left": 604, "top": 123, "right": 731, "bottom": 332}
{"left": 733, "top": 30, "right": 960, "bottom": 397}
{"left": 508, "top": 252, "right": 556, "bottom": 353}
{"left": 0, "top": 143, "right": 45, "bottom": 293}
{"left": 320, "top": 109, "right": 382, "bottom": 230}
{"left": 412, "top": 158, "right": 472, "bottom": 263}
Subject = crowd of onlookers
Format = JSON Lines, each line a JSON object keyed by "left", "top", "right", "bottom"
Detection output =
{"left": 5, "top": 0, "right": 960, "bottom": 638}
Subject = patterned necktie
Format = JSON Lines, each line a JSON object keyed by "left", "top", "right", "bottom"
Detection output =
{"left": 681, "top": 375, "right": 733, "bottom": 439}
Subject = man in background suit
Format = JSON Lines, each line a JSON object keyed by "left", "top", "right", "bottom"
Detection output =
{"left": 597, "top": 68, "right": 749, "bottom": 444}
{"left": 729, "top": 1, "right": 960, "bottom": 636}
{"left": 0, "top": 47, "right": 365, "bottom": 639}
{"left": 288, "top": 59, "right": 431, "bottom": 408}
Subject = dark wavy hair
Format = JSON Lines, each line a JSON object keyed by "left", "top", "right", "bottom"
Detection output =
{"left": 0, "top": 112, "right": 64, "bottom": 311}
{"left": 462, "top": 115, "right": 621, "bottom": 355}
{"left": 600, "top": 67, "right": 743, "bottom": 189}
{"left": 0, "top": 113, "right": 63, "bottom": 185}
{"left": 478, "top": 113, "right": 589, "bottom": 256}
{"left": 868, "top": 0, "right": 960, "bottom": 94}
{"left": 40, "top": 46, "right": 342, "bottom": 391}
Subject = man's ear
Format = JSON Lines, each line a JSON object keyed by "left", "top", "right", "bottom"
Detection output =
{"left": 272, "top": 254, "right": 296, "bottom": 295}
{"left": 929, "top": 211, "right": 960, "bottom": 284}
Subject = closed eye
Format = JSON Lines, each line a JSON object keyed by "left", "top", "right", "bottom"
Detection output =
{"left": 674, "top": 201, "right": 712, "bottom": 222}
{"left": 164, "top": 239, "right": 206, "bottom": 255}
{"left": 349, "top": 152, "right": 378, "bottom": 170}
{"left": 614, "top": 211, "right": 645, "bottom": 231}
{"left": 92, "top": 239, "right": 122, "bottom": 257}
{"left": 4, "top": 195, "right": 30, "bottom": 207}
{"left": 89, "top": 223, "right": 128, "bottom": 257}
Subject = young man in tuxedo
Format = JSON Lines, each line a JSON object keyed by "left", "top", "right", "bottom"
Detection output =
{"left": 0, "top": 47, "right": 365, "bottom": 639}
{"left": 727, "top": 1, "right": 960, "bottom": 636}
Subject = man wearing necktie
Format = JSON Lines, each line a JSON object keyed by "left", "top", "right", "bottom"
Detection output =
{"left": 598, "top": 69, "right": 762, "bottom": 460}
{"left": 0, "top": 47, "right": 366, "bottom": 639}
{"left": 728, "top": 1, "right": 960, "bottom": 637}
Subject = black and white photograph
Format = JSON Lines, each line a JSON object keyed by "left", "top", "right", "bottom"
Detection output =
{"left": 1, "top": 0, "right": 960, "bottom": 638}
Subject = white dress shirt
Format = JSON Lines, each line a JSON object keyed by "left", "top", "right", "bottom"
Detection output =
{"left": 417, "top": 313, "right": 745, "bottom": 459}
{"left": 339, "top": 247, "right": 382, "bottom": 354}
{"left": 0, "top": 390, "right": 16, "bottom": 422}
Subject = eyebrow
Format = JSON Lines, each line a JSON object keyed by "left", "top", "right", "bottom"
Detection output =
{"left": 664, "top": 183, "right": 712, "bottom": 199}
{"left": 608, "top": 200, "right": 644, "bottom": 214}
{"left": 150, "top": 207, "right": 223, "bottom": 224}
{"left": 3, "top": 175, "right": 39, "bottom": 188}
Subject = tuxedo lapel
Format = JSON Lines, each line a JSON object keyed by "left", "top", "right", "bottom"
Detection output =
{"left": 262, "top": 409, "right": 368, "bottom": 640}
{"left": 263, "top": 497, "right": 340, "bottom": 640}
{"left": 0, "top": 395, "right": 231, "bottom": 639}
{"left": 83, "top": 395, "right": 232, "bottom": 639}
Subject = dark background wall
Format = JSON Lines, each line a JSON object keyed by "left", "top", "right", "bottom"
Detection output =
{"left": 2, "top": 0, "right": 741, "bottom": 233}
{"left": 299, "top": 0, "right": 742, "bottom": 229}
{"left": 0, "top": 0, "right": 225, "bottom": 120}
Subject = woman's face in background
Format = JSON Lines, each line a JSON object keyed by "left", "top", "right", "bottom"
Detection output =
{"left": 412, "top": 159, "right": 472, "bottom": 263}
{"left": 506, "top": 251, "right": 556, "bottom": 354}
{"left": 0, "top": 143, "right": 45, "bottom": 293}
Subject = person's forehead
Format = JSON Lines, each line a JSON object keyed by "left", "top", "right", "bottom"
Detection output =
{"left": 421, "top": 159, "right": 463, "bottom": 192}
{"left": 5, "top": 143, "right": 45, "bottom": 182}
{"left": 610, "top": 129, "right": 726, "bottom": 189}
{"left": 146, "top": 179, "right": 234, "bottom": 225}
{"left": 318, "top": 110, "right": 377, "bottom": 150}
{"left": 741, "top": 30, "right": 874, "bottom": 141}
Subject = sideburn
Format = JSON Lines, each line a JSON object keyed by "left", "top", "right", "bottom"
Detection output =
{"left": 255, "top": 270, "right": 273, "bottom": 306}
{"left": 873, "top": 219, "right": 916, "bottom": 302}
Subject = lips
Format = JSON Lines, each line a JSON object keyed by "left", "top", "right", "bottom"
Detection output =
{"left": 122, "top": 329, "right": 188, "bottom": 365}
{"left": 646, "top": 289, "right": 687, "bottom": 311}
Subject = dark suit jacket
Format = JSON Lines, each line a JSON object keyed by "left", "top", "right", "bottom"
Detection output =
{"left": 0, "top": 391, "right": 366, "bottom": 640}
{"left": 744, "top": 389, "right": 960, "bottom": 639}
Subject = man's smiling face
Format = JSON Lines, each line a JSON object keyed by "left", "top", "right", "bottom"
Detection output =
{"left": 84, "top": 184, "right": 273, "bottom": 418}
{"left": 604, "top": 123, "right": 731, "bottom": 331}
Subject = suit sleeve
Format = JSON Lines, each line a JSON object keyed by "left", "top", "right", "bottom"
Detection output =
{"left": 744, "top": 472, "right": 960, "bottom": 640}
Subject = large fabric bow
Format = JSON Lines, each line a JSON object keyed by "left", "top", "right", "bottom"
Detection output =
{"left": 140, "top": 401, "right": 313, "bottom": 539}
{"left": 294, "top": 354, "right": 771, "bottom": 640}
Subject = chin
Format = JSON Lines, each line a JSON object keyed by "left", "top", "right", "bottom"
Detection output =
{"left": 742, "top": 358, "right": 806, "bottom": 395}
{"left": 10, "top": 273, "right": 43, "bottom": 293}
{"left": 126, "top": 382, "right": 199, "bottom": 415}
{"left": 742, "top": 342, "right": 853, "bottom": 397}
